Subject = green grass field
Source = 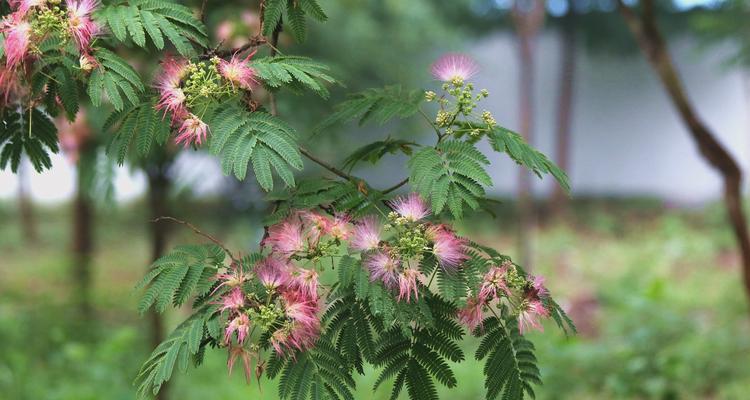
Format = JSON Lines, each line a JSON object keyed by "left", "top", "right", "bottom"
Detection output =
{"left": 1, "top": 200, "right": 749, "bottom": 399}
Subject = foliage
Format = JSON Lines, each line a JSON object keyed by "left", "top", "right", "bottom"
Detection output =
{"left": 0, "top": 1, "right": 574, "bottom": 399}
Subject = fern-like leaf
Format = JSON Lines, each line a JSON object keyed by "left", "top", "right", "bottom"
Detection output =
{"left": 208, "top": 105, "right": 303, "bottom": 190}
{"left": 253, "top": 56, "right": 336, "bottom": 98}
{"left": 314, "top": 86, "right": 423, "bottom": 133}
{"left": 0, "top": 108, "right": 59, "bottom": 172}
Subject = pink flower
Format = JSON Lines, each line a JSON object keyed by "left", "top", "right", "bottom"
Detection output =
{"left": 66, "top": 0, "right": 101, "bottom": 51}
{"left": 218, "top": 51, "right": 258, "bottom": 90}
{"left": 155, "top": 56, "right": 188, "bottom": 119}
{"left": 219, "top": 287, "right": 245, "bottom": 312}
{"left": 529, "top": 275, "right": 549, "bottom": 298}
{"left": 366, "top": 251, "right": 399, "bottom": 289}
{"left": 397, "top": 268, "right": 423, "bottom": 303}
{"left": 300, "top": 210, "right": 329, "bottom": 245}
{"left": 350, "top": 216, "right": 381, "bottom": 251}
{"left": 212, "top": 262, "right": 249, "bottom": 297}
{"left": 518, "top": 299, "right": 549, "bottom": 335}
{"left": 9, "top": 0, "right": 44, "bottom": 17}
{"left": 457, "top": 296, "right": 485, "bottom": 331}
{"left": 255, "top": 257, "right": 289, "bottom": 290}
{"left": 430, "top": 53, "right": 479, "bottom": 82}
{"left": 426, "top": 224, "right": 468, "bottom": 271}
{"left": 327, "top": 213, "right": 351, "bottom": 240}
{"left": 79, "top": 53, "right": 98, "bottom": 72}
{"left": 174, "top": 114, "right": 209, "bottom": 147}
{"left": 479, "top": 265, "right": 511, "bottom": 301}
{"left": 388, "top": 193, "right": 430, "bottom": 222}
{"left": 288, "top": 268, "right": 319, "bottom": 299}
{"left": 263, "top": 217, "right": 305, "bottom": 258}
{"left": 283, "top": 291, "right": 319, "bottom": 327}
{"left": 227, "top": 345, "right": 253, "bottom": 383}
{"left": 270, "top": 323, "right": 319, "bottom": 356}
{"left": 2, "top": 16, "right": 31, "bottom": 68}
{"left": 224, "top": 313, "right": 251, "bottom": 345}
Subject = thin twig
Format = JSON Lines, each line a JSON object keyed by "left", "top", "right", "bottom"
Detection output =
{"left": 382, "top": 177, "right": 409, "bottom": 194}
{"left": 299, "top": 146, "right": 354, "bottom": 181}
{"left": 151, "top": 216, "right": 237, "bottom": 263}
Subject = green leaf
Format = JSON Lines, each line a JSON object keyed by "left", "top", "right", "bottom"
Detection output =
{"left": 408, "top": 140, "right": 492, "bottom": 219}
{"left": 488, "top": 125, "right": 570, "bottom": 192}
{"left": 314, "top": 86, "right": 423, "bottom": 134}
{"left": 0, "top": 108, "right": 59, "bottom": 173}
{"left": 342, "top": 138, "right": 418, "bottom": 172}
{"left": 105, "top": 97, "right": 170, "bottom": 164}
{"left": 253, "top": 56, "right": 336, "bottom": 98}
{"left": 135, "top": 244, "right": 225, "bottom": 314}
{"left": 475, "top": 316, "right": 542, "bottom": 400}
{"left": 208, "top": 105, "right": 303, "bottom": 190}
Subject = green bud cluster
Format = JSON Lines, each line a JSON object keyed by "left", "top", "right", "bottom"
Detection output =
{"left": 251, "top": 304, "right": 284, "bottom": 330}
{"left": 504, "top": 265, "right": 527, "bottom": 290}
{"left": 182, "top": 61, "right": 236, "bottom": 107}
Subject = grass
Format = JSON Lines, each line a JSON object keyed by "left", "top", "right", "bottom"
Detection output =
{"left": 1, "top": 199, "right": 749, "bottom": 399}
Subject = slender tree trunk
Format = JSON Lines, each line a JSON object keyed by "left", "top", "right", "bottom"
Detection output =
{"left": 147, "top": 163, "right": 172, "bottom": 400}
{"left": 17, "top": 158, "right": 37, "bottom": 243}
{"left": 72, "top": 154, "right": 94, "bottom": 319}
{"left": 551, "top": 7, "right": 577, "bottom": 217}
{"left": 512, "top": 0, "right": 545, "bottom": 269}
{"left": 617, "top": 0, "right": 750, "bottom": 305}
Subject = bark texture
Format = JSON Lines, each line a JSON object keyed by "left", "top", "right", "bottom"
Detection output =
{"left": 618, "top": 0, "right": 750, "bottom": 303}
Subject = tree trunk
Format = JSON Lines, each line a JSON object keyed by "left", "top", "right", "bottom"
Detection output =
{"left": 617, "top": 0, "right": 750, "bottom": 304}
{"left": 17, "top": 158, "right": 37, "bottom": 243}
{"left": 551, "top": 7, "right": 577, "bottom": 217}
{"left": 72, "top": 155, "right": 94, "bottom": 319}
{"left": 512, "top": 0, "right": 545, "bottom": 269}
{"left": 147, "top": 163, "right": 172, "bottom": 400}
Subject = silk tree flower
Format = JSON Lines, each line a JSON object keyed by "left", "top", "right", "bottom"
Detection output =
{"left": 224, "top": 313, "right": 251, "bottom": 345}
{"left": 426, "top": 224, "right": 468, "bottom": 271}
{"left": 218, "top": 51, "right": 258, "bottom": 90}
{"left": 388, "top": 193, "right": 430, "bottom": 222}
{"left": 327, "top": 213, "right": 351, "bottom": 241}
{"left": 255, "top": 257, "right": 289, "bottom": 290}
{"left": 79, "top": 53, "right": 97, "bottom": 72}
{"left": 397, "top": 268, "right": 423, "bottom": 303}
{"left": 282, "top": 292, "right": 319, "bottom": 328}
{"left": 430, "top": 53, "right": 479, "bottom": 83}
{"left": 457, "top": 296, "right": 485, "bottom": 331}
{"left": 289, "top": 268, "right": 319, "bottom": 299}
{"left": 350, "top": 216, "right": 381, "bottom": 252}
{"left": 227, "top": 345, "right": 254, "bottom": 383}
{"left": 270, "top": 322, "right": 319, "bottom": 356}
{"left": 479, "top": 265, "right": 512, "bottom": 301}
{"left": 66, "top": 0, "right": 101, "bottom": 51}
{"left": 366, "top": 251, "right": 399, "bottom": 289}
{"left": 529, "top": 275, "right": 549, "bottom": 298}
{"left": 219, "top": 287, "right": 245, "bottom": 312}
{"left": 9, "top": 0, "right": 44, "bottom": 17}
{"left": 175, "top": 114, "right": 209, "bottom": 147}
{"left": 518, "top": 298, "right": 549, "bottom": 334}
{"left": 155, "top": 57, "right": 189, "bottom": 120}
{"left": 2, "top": 16, "right": 32, "bottom": 68}
{"left": 300, "top": 210, "right": 329, "bottom": 245}
{"left": 262, "top": 217, "right": 305, "bottom": 259}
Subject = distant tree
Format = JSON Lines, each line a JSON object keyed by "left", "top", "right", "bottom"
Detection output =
{"left": 617, "top": 0, "right": 750, "bottom": 305}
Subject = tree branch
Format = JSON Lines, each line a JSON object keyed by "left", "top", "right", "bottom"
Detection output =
{"left": 616, "top": 0, "right": 750, "bottom": 305}
{"left": 151, "top": 216, "right": 237, "bottom": 264}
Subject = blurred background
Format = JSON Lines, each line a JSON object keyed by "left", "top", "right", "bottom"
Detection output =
{"left": 2, "top": 0, "right": 750, "bottom": 399}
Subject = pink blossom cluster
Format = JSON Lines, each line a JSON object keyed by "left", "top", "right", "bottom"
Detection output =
{"left": 355, "top": 193, "right": 469, "bottom": 302}
{"left": 1, "top": 0, "right": 100, "bottom": 102}
{"left": 457, "top": 262, "right": 551, "bottom": 335}
{"left": 153, "top": 52, "right": 257, "bottom": 148}
{"left": 261, "top": 210, "right": 350, "bottom": 259}
{"left": 217, "top": 256, "right": 321, "bottom": 380}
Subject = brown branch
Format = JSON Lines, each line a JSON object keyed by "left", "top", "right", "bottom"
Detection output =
{"left": 151, "top": 216, "right": 238, "bottom": 263}
{"left": 382, "top": 177, "right": 409, "bottom": 194}
{"left": 299, "top": 146, "right": 354, "bottom": 181}
{"left": 616, "top": 0, "right": 750, "bottom": 304}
